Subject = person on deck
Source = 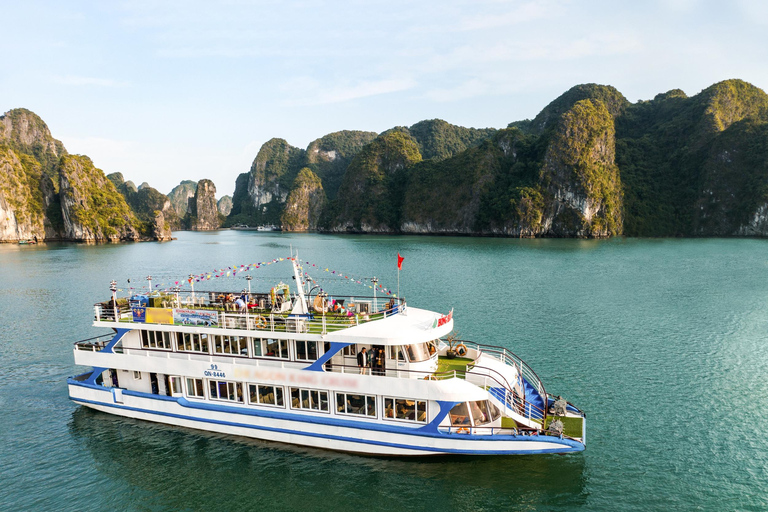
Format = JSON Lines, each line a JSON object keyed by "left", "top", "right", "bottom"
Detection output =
{"left": 357, "top": 347, "right": 368, "bottom": 375}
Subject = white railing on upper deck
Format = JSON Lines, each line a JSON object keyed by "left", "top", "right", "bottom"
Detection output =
{"left": 94, "top": 299, "right": 405, "bottom": 335}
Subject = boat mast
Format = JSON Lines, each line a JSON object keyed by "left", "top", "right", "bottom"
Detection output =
{"left": 291, "top": 250, "right": 309, "bottom": 313}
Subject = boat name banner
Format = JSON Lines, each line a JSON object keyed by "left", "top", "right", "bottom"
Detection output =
{"left": 131, "top": 307, "right": 174, "bottom": 324}
{"left": 173, "top": 308, "right": 219, "bottom": 326}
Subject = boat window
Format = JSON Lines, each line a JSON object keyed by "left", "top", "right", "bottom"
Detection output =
{"left": 186, "top": 378, "right": 204, "bottom": 398}
{"left": 133, "top": 371, "right": 142, "bottom": 380}
{"left": 469, "top": 400, "right": 492, "bottom": 426}
{"left": 290, "top": 387, "right": 329, "bottom": 412}
{"left": 248, "top": 384, "right": 284, "bottom": 407}
{"left": 405, "top": 343, "right": 431, "bottom": 362}
{"left": 252, "top": 338, "right": 263, "bottom": 357}
{"left": 384, "top": 397, "right": 427, "bottom": 423}
{"left": 214, "top": 335, "right": 248, "bottom": 356}
{"left": 488, "top": 401, "right": 501, "bottom": 421}
{"left": 388, "top": 346, "right": 406, "bottom": 361}
{"left": 208, "top": 380, "right": 243, "bottom": 403}
{"left": 295, "top": 340, "right": 319, "bottom": 361}
{"left": 178, "top": 332, "right": 209, "bottom": 353}
{"left": 449, "top": 402, "right": 471, "bottom": 426}
{"left": 336, "top": 392, "right": 376, "bottom": 417}
{"left": 265, "top": 338, "right": 289, "bottom": 359}
{"left": 140, "top": 330, "right": 174, "bottom": 350}
{"left": 342, "top": 344, "right": 356, "bottom": 356}
{"left": 169, "top": 376, "right": 182, "bottom": 395}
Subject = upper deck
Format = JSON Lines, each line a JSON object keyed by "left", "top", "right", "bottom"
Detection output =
{"left": 95, "top": 290, "right": 454, "bottom": 345}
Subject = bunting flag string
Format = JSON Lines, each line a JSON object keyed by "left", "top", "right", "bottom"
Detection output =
{"left": 119, "top": 256, "right": 396, "bottom": 297}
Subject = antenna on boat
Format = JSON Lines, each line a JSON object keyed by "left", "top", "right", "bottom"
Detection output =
{"left": 371, "top": 276, "right": 378, "bottom": 311}
{"left": 246, "top": 274, "right": 252, "bottom": 294}
{"left": 189, "top": 274, "right": 195, "bottom": 300}
{"left": 146, "top": 275, "right": 152, "bottom": 293}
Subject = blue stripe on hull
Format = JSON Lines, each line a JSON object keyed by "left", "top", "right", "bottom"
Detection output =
{"left": 68, "top": 380, "right": 583, "bottom": 455}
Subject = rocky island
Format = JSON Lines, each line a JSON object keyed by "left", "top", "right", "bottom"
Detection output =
{"left": 3, "top": 79, "right": 768, "bottom": 242}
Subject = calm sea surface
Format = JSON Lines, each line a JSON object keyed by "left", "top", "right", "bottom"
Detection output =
{"left": 1, "top": 232, "right": 767, "bottom": 511}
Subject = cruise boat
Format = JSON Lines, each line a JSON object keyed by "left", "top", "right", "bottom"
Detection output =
{"left": 68, "top": 256, "right": 586, "bottom": 456}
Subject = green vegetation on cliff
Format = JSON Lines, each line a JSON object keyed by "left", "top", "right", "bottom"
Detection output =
{"left": 325, "top": 132, "right": 422, "bottom": 231}
{"left": 281, "top": 168, "right": 326, "bottom": 231}
{"left": 394, "top": 119, "right": 496, "bottom": 161}
{"left": 306, "top": 130, "right": 378, "bottom": 199}
{"left": 58, "top": 155, "right": 141, "bottom": 239}
{"left": 616, "top": 79, "right": 768, "bottom": 236}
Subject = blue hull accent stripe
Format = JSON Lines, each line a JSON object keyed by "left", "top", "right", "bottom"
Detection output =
{"left": 68, "top": 380, "right": 583, "bottom": 454}
{"left": 303, "top": 342, "right": 350, "bottom": 372}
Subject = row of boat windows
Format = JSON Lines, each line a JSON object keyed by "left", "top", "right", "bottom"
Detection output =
{"left": 139, "top": 329, "right": 436, "bottom": 363}
{"left": 174, "top": 376, "right": 429, "bottom": 423}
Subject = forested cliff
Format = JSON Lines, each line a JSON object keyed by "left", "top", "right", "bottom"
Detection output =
{"left": 5, "top": 79, "right": 768, "bottom": 242}
{"left": 232, "top": 79, "right": 768, "bottom": 237}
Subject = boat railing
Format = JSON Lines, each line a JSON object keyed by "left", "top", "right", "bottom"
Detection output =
{"left": 73, "top": 333, "right": 116, "bottom": 352}
{"left": 439, "top": 425, "right": 575, "bottom": 440}
{"left": 452, "top": 338, "right": 548, "bottom": 412}
{"left": 93, "top": 293, "right": 405, "bottom": 335}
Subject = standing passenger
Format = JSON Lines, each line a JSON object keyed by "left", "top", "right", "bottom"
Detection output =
{"left": 357, "top": 347, "right": 368, "bottom": 375}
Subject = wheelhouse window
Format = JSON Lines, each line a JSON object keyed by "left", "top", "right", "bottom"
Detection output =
{"left": 449, "top": 402, "right": 471, "bottom": 426}
{"left": 264, "top": 338, "right": 289, "bottom": 359}
{"left": 469, "top": 400, "right": 492, "bottom": 425}
{"left": 388, "top": 345, "right": 406, "bottom": 362}
{"left": 209, "top": 380, "right": 243, "bottom": 403}
{"left": 336, "top": 392, "right": 376, "bottom": 417}
{"left": 384, "top": 397, "right": 427, "bottom": 423}
{"left": 405, "top": 343, "right": 431, "bottom": 362}
{"left": 186, "top": 378, "right": 205, "bottom": 398}
{"left": 290, "top": 387, "right": 329, "bottom": 412}
{"left": 342, "top": 344, "right": 356, "bottom": 356}
{"left": 214, "top": 335, "right": 248, "bottom": 356}
{"left": 141, "top": 330, "right": 174, "bottom": 350}
{"left": 295, "top": 340, "right": 318, "bottom": 361}
{"left": 248, "top": 384, "right": 284, "bottom": 407}
{"left": 178, "top": 332, "right": 209, "bottom": 353}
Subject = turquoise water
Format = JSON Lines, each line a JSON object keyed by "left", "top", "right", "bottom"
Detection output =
{"left": 2, "top": 232, "right": 768, "bottom": 511}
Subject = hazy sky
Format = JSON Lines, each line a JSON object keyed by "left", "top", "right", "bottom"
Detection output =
{"left": 2, "top": 0, "right": 767, "bottom": 197}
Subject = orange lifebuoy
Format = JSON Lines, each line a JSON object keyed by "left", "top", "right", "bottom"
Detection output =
{"left": 457, "top": 427, "right": 470, "bottom": 434}
{"left": 255, "top": 316, "right": 268, "bottom": 329}
{"left": 455, "top": 343, "right": 468, "bottom": 357}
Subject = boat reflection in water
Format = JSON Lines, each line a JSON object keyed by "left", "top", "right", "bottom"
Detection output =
{"left": 69, "top": 407, "right": 586, "bottom": 510}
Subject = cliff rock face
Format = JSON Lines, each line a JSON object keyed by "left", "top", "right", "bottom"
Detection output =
{"left": 306, "top": 130, "right": 378, "bottom": 199}
{"left": 0, "top": 108, "right": 67, "bottom": 173}
{"left": 327, "top": 132, "right": 422, "bottom": 232}
{"left": 228, "top": 131, "right": 377, "bottom": 227}
{"left": 0, "top": 147, "right": 47, "bottom": 241}
{"left": 167, "top": 180, "right": 197, "bottom": 216}
{"left": 217, "top": 195, "right": 232, "bottom": 216}
{"left": 281, "top": 168, "right": 326, "bottom": 231}
{"left": 186, "top": 179, "right": 221, "bottom": 230}
{"left": 58, "top": 155, "right": 140, "bottom": 241}
{"left": 110, "top": 173, "right": 181, "bottom": 233}
{"left": 537, "top": 99, "right": 623, "bottom": 237}
{"left": 152, "top": 210, "right": 173, "bottom": 241}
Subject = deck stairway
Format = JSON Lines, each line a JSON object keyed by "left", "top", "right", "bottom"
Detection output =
{"left": 458, "top": 343, "right": 549, "bottom": 429}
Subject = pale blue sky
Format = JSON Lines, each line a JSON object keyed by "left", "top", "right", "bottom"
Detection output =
{"left": 2, "top": 0, "right": 767, "bottom": 197}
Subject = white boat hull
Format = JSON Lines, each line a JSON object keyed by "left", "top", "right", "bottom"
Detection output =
{"left": 69, "top": 380, "right": 584, "bottom": 456}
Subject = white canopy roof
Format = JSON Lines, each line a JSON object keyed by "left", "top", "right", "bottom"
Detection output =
{"left": 326, "top": 307, "right": 453, "bottom": 346}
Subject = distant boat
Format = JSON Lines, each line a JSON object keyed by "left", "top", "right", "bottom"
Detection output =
{"left": 257, "top": 225, "right": 281, "bottom": 232}
{"left": 18, "top": 240, "right": 37, "bottom": 245}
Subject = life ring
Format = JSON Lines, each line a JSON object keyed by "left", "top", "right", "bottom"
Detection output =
{"left": 455, "top": 343, "right": 468, "bottom": 357}
{"left": 457, "top": 427, "right": 470, "bottom": 434}
{"left": 424, "top": 375, "right": 437, "bottom": 381}
{"left": 254, "top": 316, "right": 268, "bottom": 329}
